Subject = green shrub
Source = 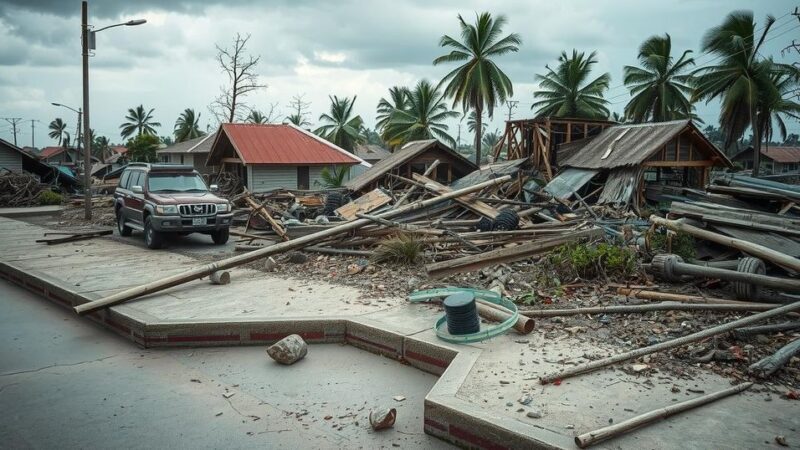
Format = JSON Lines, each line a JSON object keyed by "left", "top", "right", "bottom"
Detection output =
{"left": 38, "top": 190, "right": 63, "bottom": 205}
{"left": 372, "top": 233, "right": 425, "bottom": 265}
{"left": 649, "top": 230, "right": 696, "bottom": 260}
{"left": 544, "top": 241, "right": 637, "bottom": 282}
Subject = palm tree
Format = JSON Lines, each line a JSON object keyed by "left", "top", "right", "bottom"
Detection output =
{"left": 482, "top": 129, "right": 501, "bottom": 150}
{"left": 757, "top": 70, "right": 800, "bottom": 148}
{"left": 434, "top": 12, "right": 521, "bottom": 165}
{"left": 532, "top": 50, "right": 611, "bottom": 119}
{"left": 119, "top": 105, "right": 161, "bottom": 139}
{"left": 61, "top": 132, "right": 71, "bottom": 149}
{"left": 692, "top": 11, "right": 799, "bottom": 177}
{"left": 285, "top": 113, "right": 311, "bottom": 128}
{"left": 623, "top": 34, "right": 695, "bottom": 123}
{"left": 382, "top": 80, "right": 460, "bottom": 148}
{"left": 316, "top": 166, "right": 350, "bottom": 188}
{"left": 465, "top": 111, "right": 486, "bottom": 134}
{"left": 246, "top": 110, "right": 269, "bottom": 124}
{"left": 94, "top": 135, "right": 110, "bottom": 160}
{"left": 376, "top": 86, "right": 410, "bottom": 131}
{"left": 314, "top": 95, "right": 364, "bottom": 152}
{"left": 48, "top": 118, "right": 67, "bottom": 146}
{"left": 174, "top": 108, "right": 204, "bottom": 142}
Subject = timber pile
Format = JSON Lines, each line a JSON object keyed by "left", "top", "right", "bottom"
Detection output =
{"left": 0, "top": 171, "right": 49, "bottom": 207}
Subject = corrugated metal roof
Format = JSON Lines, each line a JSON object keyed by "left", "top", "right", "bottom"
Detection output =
{"left": 558, "top": 120, "right": 731, "bottom": 169}
{"left": 763, "top": 146, "right": 800, "bottom": 163}
{"left": 344, "top": 139, "right": 477, "bottom": 191}
{"left": 543, "top": 168, "right": 599, "bottom": 199}
{"left": 157, "top": 133, "right": 216, "bottom": 155}
{"left": 39, "top": 146, "right": 65, "bottom": 159}
{"left": 216, "top": 123, "right": 363, "bottom": 166}
{"left": 354, "top": 144, "right": 391, "bottom": 161}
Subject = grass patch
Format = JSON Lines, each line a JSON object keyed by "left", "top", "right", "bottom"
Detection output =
{"left": 648, "top": 230, "right": 696, "bottom": 260}
{"left": 37, "top": 190, "right": 63, "bottom": 205}
{"left": 372, "top": 233, "right": 425, "bottom": 265}
{"left": 537, "top": 241, "right": 637, "bottom": 287}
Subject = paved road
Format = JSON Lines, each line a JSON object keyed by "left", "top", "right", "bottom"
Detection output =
{"left": 0, "top": 281, "right": 452, "bottom": 449}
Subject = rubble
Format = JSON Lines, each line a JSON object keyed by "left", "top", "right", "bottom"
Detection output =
{"left": 266, "top": 334, "right": 308, "bottom": 365}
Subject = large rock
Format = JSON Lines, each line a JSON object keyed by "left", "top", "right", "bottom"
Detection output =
{"left": 369, "top": 407, "right": 397, "bottom": 430}
{"left": 266, "top": 334, "right": 308, "bottom": 365}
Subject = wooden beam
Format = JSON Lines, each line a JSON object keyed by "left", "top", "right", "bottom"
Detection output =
{"left": 643, "top": 160, "right": 715, "bottom": 167}
{"left": 221, "top": 157, "right": 243, "bottom": 164}
{"left": 411, "top": 173, "right": 500, "bottom": 219}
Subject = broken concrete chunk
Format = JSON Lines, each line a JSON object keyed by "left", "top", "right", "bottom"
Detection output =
{"left": 526, "top": 408, "right": 543, "bottom": 419}
{"left": 369, "top": 407, "right": 397, "bottom": 430}
{"left": 266, "top": 334, "right": 308, "bottom": 365}
{"left": 518, "top": 393, "right": 534, "bottom": 405}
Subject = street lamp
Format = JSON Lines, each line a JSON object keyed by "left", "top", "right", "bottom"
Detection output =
{"left": 51, "top": 102, "right": 83, "bottom": 166}
{"left": 81, "top": 0, "right": 146, "bottom": 220}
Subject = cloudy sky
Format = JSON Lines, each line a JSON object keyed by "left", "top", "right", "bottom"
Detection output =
{"left": 0, "top": 0, "right": 798, "bottom": 149}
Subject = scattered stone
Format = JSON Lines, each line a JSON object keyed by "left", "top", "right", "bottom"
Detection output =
{"left": 518, "top": 393, "right": 534, "bottom": 405}
{"left": 631, "top": 364, "right": 649, "bottom": 372}
{"left": 266, "top": 334, "right": 308, "bottom": 365}
{"left": 324, "top": 415, "right": 332, "bottom": 420}
{"left": 565, "top": 424, "right": 575, "bottom": 430}
{"left": 215, "top": 412, "right": 223, "bottom": 417}
{"left": 222, "top": 392, "right": 235, "bottom": 399}
{"left": 506, "top": 402, "right": 513, "bottom": 407}
{"left": 369, "top": 407, "right": 397, "bottom": 430}
{"left": 392, "top": 395, "right": 406, "bottom": 402}
{"left": 499, "top": 380, "right": 510, "bottom": 385}
{"left": 526, "top": 408, "right": 543, "bottom": 419}
{"left": 775, "top": 435, "right": 788, "bottom": 447}
{"left": 671, "top": 385, "right": 680, "bottom": 393}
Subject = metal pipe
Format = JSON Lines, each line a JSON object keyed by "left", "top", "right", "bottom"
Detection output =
{"left": 675, "top": 260, "right": 800, "bottom": 292}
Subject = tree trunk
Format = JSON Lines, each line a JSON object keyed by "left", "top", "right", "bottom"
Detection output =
{"left": 474, "top": 105, "right": 482, "bottom": 166}
{"left": 751, "top": 108, "right": 761, "bottom": 177}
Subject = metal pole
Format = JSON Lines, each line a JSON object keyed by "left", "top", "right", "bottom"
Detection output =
{"left": 30, "top": 120, "right": 34, "bottom": 148}
{"left": 82, "top": 1, "right": 92, "bottom": 220}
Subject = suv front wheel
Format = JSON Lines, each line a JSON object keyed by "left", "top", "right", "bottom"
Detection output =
{"left": 211, "top": 228, "right": 229, "bottom": 245}
{"left": 144, "top": 216, "right": 164, "bottom": 249}
{"left": 117, "top": 210, "right": 132, "bottom": 237}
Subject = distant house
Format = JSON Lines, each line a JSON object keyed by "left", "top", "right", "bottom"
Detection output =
{"left": 731, "top": 146, "right": 800, "bottom": 174}
{"left": 39, "top": 146, "right": 79, "bottom": 166}
{"left": 206, "top": 123, "right": 369, "bottom": 192}
{"left": 345, "top": 139, "right": 478, "bottom": 194}
{"left": 350, "top": 143, "right": 392, "bottom": 178}
{"left": 157, "top": 133, "right": 216, "bottom": 174}
{"left": 0, "top": 139, "right": 79, "bottom": 191}
{"left": 547, "top": 119, "right": 732, "bottom": 207}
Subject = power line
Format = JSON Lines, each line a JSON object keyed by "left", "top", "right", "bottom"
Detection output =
{"left": 2, "top": 118, "right": 23, "bottom": 146}
{"left": 29, "top": 119, "right": 41, "bottom": 148}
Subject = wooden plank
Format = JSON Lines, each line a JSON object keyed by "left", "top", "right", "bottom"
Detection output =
{"left": 411, "top": 173, "right": 499, "bottom": 219}
{"left": 36, "top": 229, "right": 113, "bottom": 245}
{"left": 425, "top": 228, "right": 603, "bottom": 278}
{"left": 221, "top": 157, "right": 243, "bottom": 163}
{"left": 334, "top": 188, "right": 393, "bottom": 220}
{"left": 241, "top": 189, "right": 289, "bottom": 241}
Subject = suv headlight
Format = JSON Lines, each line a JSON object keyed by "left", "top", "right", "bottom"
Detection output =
{"left": 216, "top": 203, "right": 230, "bottom": 213}
{"left": 156, "top": 205, "right": 179, "bottom": 215}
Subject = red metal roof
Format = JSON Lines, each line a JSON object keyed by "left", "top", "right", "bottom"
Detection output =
{"left": 221, "top": 123, "right": 361, "bottom": 165}
{"left": 39, "top": 146, "right": 65, "bottom": 159}
{"left": 762, "top": 146, "right": 800, "bottom": 164}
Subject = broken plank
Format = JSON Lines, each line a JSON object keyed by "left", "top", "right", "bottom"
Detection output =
{"left": 335, "top": 188, "right": 392, "bottom": 220}
{"left": 411, "top": 172, "right": 500, "bottom": 219}
{"left": 36, "top": 229, "right": 113, "bottom": 245}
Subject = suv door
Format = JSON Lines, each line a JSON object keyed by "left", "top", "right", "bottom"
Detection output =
{"left": 126, "top": 170, "right": 146, "bottom": 225}
{"left": 116, "top": 169, "right": 132, "bottom": 220}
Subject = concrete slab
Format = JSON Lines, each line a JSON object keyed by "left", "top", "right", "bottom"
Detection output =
{"left": 0, "top": 205, "right": 64, "bottom": 218}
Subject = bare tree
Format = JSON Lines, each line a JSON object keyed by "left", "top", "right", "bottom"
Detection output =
{"left": 286, "top": 94, "right": 311, "bottom": 120}
{"left": 209, "top": 33, "right": 266, "bottom": 123}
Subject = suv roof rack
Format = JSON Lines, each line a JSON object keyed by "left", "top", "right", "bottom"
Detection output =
{"left": 124, "top": 163, "right": 196, "bottom": 172}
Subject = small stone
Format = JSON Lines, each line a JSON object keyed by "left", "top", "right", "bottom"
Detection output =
{"left": 324, "top": 415, "right": 332, "bottom": 420}
{"left": 506, "top": 402, "right": 513, "bottom": 407}
{"left": 518, "top": 393, "right": 534, "bottom": 405}
{"left": 775, "top": 435, "right": 788, "bottom": 447}
{"left": 392, "top": 395, "right": 406, "bottom": 402}
{"left": 369, "top": 407, "right": 397, "bottom": 430}
{"left": 222, "top": 392, "right": 234, "bottom": 399}
{"left": 266, "top": 334, "right": 308, "bottom": 365}
{"left": 499, "top": 380, "right": 510, "bottom": 385}
{"left": 526, "top": 409, "right": 543, "bottom": 419}
{"left": 565, "top": 424, "right": 574, "bottom": 430}
{"left": 516, "top": 408, "right": 525, "bottom": 413}
{"left": 671, "top": 385, "right": 680, "bottom": 393}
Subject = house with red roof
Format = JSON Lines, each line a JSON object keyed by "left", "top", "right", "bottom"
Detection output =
{"left": 206, "top": 123, "right": 370, "bottom": 191}
{"left": 39, "top": 146, "right": 78, "bottom": 166}
{"left": 732, "top": 146, "right": 800, "bottom": 174}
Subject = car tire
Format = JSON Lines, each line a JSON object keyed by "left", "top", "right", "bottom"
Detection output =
{"left": 117, "top": 210, "right": 132, "bottom": 237}
{"left": 323, "top": 192, "right": 347, "bottom": 216}
{"left": 144, "top": 216, "right": 163, "bottom": 249}
{"left": 211, "top": 228, "right": 229, "bottom": 245}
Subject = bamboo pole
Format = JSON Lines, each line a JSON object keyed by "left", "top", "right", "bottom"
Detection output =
{"left": 748, "top": 337, "right": 800, "bottom": 378}
{"left": 616, "top": 287, "right": 757, "bottom": 305}
{"left": 394, "top": 159, "right": 439, "bottom": 208}
{"left": 521, "top": 301, "right": 780, "bottom": 318}
{"left": 539, "top": 300, "right": 800, "bottom": 384}
{"left": 74, "top": 175, "right": 512, "bottom": 315}
{"left": 476, "top": 299, "right": 535, "bottom": 334}
{"left": 574, "top": 382, "right": 753, "bottom": 448}
{"left": 650, "top": 215, "right": 800, "bottom": 273}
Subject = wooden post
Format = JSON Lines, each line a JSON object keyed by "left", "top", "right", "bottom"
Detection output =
{"left": 74, "top": 175, "right": 512, "bottom": 315}
{"left": 539, "top": 300, "right": 800, "bottom": 384}
{"left": 394, "top": 159, "right": 439, "bottom": 208}
{"left": 650, "top": 215, "right": 800, "bottom": 273}
{"left": 574, "top": 383, "right": 753, "bottom": 448}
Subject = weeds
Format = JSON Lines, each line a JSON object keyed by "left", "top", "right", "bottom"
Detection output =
{"left": 37, "top": 190, "right": 63, "bottom": 205}
{"left": 372, "top": 233, "right": 425, "bottom": 265}
{"left": 537, "top": 240, "right": 637, "bottom": 287}
{"left": 648, "top": 230, "right": 696, "bottom": 260}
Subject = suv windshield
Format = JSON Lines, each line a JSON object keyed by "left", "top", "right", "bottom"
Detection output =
{"left": 147, "top": 173, "right": 208, "bottom": 193}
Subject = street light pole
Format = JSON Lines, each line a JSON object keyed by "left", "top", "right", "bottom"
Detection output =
{"left": 81, "top": 0, "right": 92, "bottom": 220}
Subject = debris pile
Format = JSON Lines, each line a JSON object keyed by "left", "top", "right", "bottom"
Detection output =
{"left": 0, "top": 171, "right": 51, "bottom": 207}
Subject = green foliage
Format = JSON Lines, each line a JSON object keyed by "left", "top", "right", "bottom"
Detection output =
{"left": 624, "top": 34, "right": 696, "bottom": 123}
{"left": 126, "top": 134, "right": 161, "bottom": 162}
{"left": 174, "top": 108, "right": 205, "bottom": 142}
{"left": 48, "top": 118, "right": 67, "bottom": 146}
{"left": 372, "top": 234, "right": 425, "bottom": 265}
{"left": 543, "top": 241, "right": 637, "bottom": 284}
{"left": 314, "top": 95, "right": 364, "bottom": 152}
{"left": 649, "top": 230, "right": 696, "bottom": 260}
{"left": 120, "top": 105, "right": 161, "bottom": 139}
{"left": 433, "top": 12, "right": 520, "bottom": 164}
{"left": 376, "top": 86, "right": 410, "bottom": 134}
{"left": 37, "top": 190, "right": 63, "bottom": 205}
{"left": 532, "top": 49, "right": 611, "bottom": 119}
{"left": 316, "top": 166, "right": 349, "bottom": 189}
{"left": 381, "top": 79, "right": 459, "bottom": 148}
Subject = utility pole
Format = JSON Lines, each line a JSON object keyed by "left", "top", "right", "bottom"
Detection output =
{"left": 82, "top": 0, "right": 92, "bottom": 220}
{"left": 30, "top": 119, "right": 40, "bottom": 148}
{"left": 2, "top": 118, "right": 23, "bottom": 146}
{"left": 456, "top": 123, "right": 462, "bottom": 148}
{"left": 505, "top": 100, "right": 518, "bottom": 122}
